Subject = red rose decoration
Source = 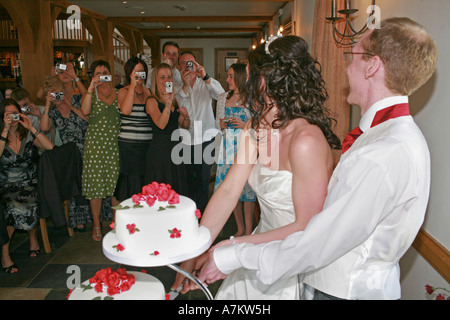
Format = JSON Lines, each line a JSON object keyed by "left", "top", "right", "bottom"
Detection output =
{"left": 94, "top": 283, "right": 103, "bottom": 293}
{"left": 195, "top": 209, "right": 201, "bottom": 219}
{"left": 106, "top": 272, "right": 120, "bottom": 288}
{"left": 131, "top": 182, "right": 180, "bottom": 207}
{"left": 126, "top": 223, "right": 140, "bottom": 234}
{"left": 88, "top": 267, "right": 136, "bottom": 297}
{"left": 145, "top": 196, "right": 156, "bottom": 207}
{"left": 169, "top": 228, "right": 182, "bottom": 238}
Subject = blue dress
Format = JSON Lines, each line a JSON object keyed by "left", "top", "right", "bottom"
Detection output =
{"left": 214, "top": 94, "right": 256, "bottom": 202}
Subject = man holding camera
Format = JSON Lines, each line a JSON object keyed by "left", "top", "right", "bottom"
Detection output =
{"left": 176, "top": 51, "right": 224, "bottom": 213}
{"left": 147, "top": 41, "right": 182, "bottom": 91}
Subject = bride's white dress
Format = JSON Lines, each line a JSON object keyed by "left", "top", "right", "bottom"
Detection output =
{"left": 215, "top": 160, "right": 303, "bottom": 300}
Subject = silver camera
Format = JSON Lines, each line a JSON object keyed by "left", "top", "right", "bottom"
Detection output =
{"left": 165, "top": 82, "right": 173, "bottom": 93}
{"left": 50, "top": 92, "right": 65, "bottom": 101}
{"left": 56, "top": 63, "right": 67, "bottom": 71}
{"left": 186, "top": 61, "right": 194, "bottom": 71}
{"left": 135, "top": 72, "right": 146, "bottom": 80}
{"left": 10, "top": 114, "right": 20, "bottom": 121}
{"left": 21, "top": 106, "right": 30, "bottom": 113}
{"left": 100, "top": 75, "right": 112, "bottom": 82}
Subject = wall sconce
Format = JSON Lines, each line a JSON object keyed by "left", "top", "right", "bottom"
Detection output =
{"left": 326, "top": 0, "right": 377, "bottom": 46}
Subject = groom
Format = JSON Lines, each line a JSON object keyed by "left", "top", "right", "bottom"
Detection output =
{"left": 197, "top": 17, "right": 438, "bottom": 300}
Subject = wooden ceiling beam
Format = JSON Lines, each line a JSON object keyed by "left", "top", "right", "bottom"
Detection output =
{"left": 107, "top": 16, "right": 273, "bottom": 23}
{"left": 141, "top": 27, "right": 262, "bottom": 34}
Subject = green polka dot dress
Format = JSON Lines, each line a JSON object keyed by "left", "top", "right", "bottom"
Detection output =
{"left": 82, "top": 91, "right": 121, "bottom": 200}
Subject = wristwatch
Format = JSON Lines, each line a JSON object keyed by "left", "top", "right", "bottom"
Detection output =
{"left": 202, "top": 73, "right": 211, "bottom": 81}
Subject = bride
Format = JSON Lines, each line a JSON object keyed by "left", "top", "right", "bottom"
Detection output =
{"left": 173, "top": 35, "right": 341, "bottom": 300}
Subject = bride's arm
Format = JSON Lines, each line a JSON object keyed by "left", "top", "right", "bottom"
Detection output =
{"left": 172, "top": 125, "right": 257, "bottom": 292}
{"left": 216, "top": 126, "right": 331, "bottom": 247}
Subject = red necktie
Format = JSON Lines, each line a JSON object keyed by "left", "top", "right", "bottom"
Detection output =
{"left": 342, "top": 103, "right": 410, "bottom": 154}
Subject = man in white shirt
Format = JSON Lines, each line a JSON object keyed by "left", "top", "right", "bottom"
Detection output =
{"left": 176, "top": 51, "right": 224, "bottom": 213}
{"left": 196, "top": 17, "right": 438, "bottom": 299}
{"left": 147, "top": 41, "right": 182, "bottom": 90}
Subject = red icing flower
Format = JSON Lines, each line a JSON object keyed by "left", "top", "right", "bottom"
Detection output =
{"left": 195, "top": 209, "right": 201, "bottom": 219}
{"left": 88, "top": 267, "right": 136, "bottom": 296}
{"left": 106, "top": 272, "right": 120, "bottom": 288}
{"left": 132, "top": 182, "right": 180, "bottom": 207}
{"left": 169, "top": 228, "right": 182, "bottom": 238}
{"left": 113, "top": 244, "right": 125, "bottom": 252}
{"left": 165, "top": 293, "right": 171, "bottom": 300}
{"left": 126, "top": 223, "right": 140, "bottom": 234}
{"left": 425, "top": 284, "right": 434, "bottom": 294}
{"left": 168, "top": 192, "right": 179, "bottom": 204}
{"left": 151, "top": 250, "right": 160, "bottom": 256}
{"left": 145, "top": 195, "right": 156, "bottom": 207}
{"left": 109, "top": 222, "right": 115, "bottom": 229}
{"left": 94, "top": 283, "right": 103, "bottom": 293}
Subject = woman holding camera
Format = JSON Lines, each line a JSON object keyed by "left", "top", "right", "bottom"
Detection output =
{"left": 40, "top": 76, "right": 91, "bottom": 232}
{"left": 214, "top": 63, "right": 256, "bottom": 237}
{"left": 144, "top": 63, "right": 190, "bottom": 195}
{"left": 37, "top": 62, "right": 87, "bottom": 106}
{"left": 0, "top": 99, "right": 53, "bottom": 273}
{"left": 114, "top": 57, "right": 152, "bottom": 202}
{"left": 81, "top": 60, "right": 121, "bottom": 241}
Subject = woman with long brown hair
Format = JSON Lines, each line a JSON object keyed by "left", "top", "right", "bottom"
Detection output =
{"left": 174, "top": 35, "right": 341, "bottom": 299}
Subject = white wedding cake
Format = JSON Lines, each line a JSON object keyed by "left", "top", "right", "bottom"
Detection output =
{"left": 68, "top": 269, "right": 166, "bottom": 300}
{"left": 103, "top": 182, "right": 211, "bottom": 266}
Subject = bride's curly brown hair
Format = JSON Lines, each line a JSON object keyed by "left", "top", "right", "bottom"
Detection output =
{"left": 244, "top": 35, "right": 341, "bottom": 150}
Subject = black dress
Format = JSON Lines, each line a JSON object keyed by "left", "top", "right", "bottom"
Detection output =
{"left": 144, "top": 98, "right": 188, "bottom": 196}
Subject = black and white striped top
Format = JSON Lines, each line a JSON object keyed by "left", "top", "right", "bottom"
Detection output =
{"left": 118, "top": 103, "right": 153, "bottom": 143}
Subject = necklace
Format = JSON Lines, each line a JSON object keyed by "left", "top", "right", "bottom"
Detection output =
{"left": 99, "top": 90, "right": 112, "bottom": 99}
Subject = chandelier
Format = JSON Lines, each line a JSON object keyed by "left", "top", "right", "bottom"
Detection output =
{"left": 326, "top": 0, "right": 378, "bottom": 46}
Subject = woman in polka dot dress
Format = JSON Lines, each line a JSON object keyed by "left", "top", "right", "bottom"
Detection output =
{"left": 81, "top": 60, "right": 121, "bottom": 241}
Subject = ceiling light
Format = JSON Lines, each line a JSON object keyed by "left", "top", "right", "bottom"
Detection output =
{"left": 140, "top": 11, "right": 145, "bottom": 14}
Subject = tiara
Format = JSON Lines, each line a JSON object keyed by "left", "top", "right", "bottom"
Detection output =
{"left": 265, "top": 34, "right": 283, "bottom": 54}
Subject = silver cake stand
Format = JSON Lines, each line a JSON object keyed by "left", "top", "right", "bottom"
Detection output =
{"left": 102, "top": 225, "right": 213, "bottom": 300}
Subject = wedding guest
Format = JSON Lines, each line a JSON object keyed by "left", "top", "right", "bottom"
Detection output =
{"left": 81, "top": 60, "right": 121, "bottom": 241}
{"left": 0, "top": 99, "right": 54, "bottom": 273}
{"left": 197, "top": 18, "right": 438, "bottom": 300}
{"left": 37, "top": 62, "right": 87, "bottom": 105}
{"left": 176, "top": 51, "right": 225, "bottom": 213}
{"left": 214, "top": 63, "right": 256, "bottom": 236}
{"left": 11, "top": 87, "right": 59, "bottom": 154}
{"left": 114, "top": 57, "right": 152, "bottom": 201}
{"left": 40, "top": 76, "right": 91, "bottom": 232}
{"left": 144, "top": 63, "right": 190, "bottom": 195}
{"left": 173, "top": 35, "right": 341, "bottom": 299}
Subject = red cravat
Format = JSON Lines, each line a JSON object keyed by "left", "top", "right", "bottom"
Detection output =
{"left": 342, "top": 103, "right": 410, "bottom": 154}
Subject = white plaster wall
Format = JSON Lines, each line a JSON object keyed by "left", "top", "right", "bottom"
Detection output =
{"left": 294, "top": 0, "right": 449, "bottom": 299}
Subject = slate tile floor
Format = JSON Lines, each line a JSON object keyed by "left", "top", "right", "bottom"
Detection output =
{"left": 0, "top": 209, "right": 237, "bottom": 301}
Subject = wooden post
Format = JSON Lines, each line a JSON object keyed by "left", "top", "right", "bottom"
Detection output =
{"left": 82, "top": 16, "right": 115, "bottom": 77}
{"left": 0, "top": 0, "right": 54, "bottom": 103}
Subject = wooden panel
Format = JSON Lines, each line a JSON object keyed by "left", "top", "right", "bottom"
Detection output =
{"left": 412, "top": 229, "right": 450, "bottom": 283}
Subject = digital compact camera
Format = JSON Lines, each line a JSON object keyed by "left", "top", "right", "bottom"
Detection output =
{"left": 10, "top": 114, "right": 21, "bottom": 121}
{"left": 56, "top": 63, "right": 67, "bottom": 71}
{"left": 50, "top": 92, "right": 65, "bottom": 101}
{"left": 135, "top": 71, "right": 146, "bottom": 80}
{"left": 186, "top": 61, "right": 194, "bottom": 71}
{"left": 20, "top": 107, "right": 30, "bottom": 113}
{"left": 165, "top": 82, "right": 173, "bottom": 93}
{"left": 100, "top": 75, "right": 112, "bottom": 82}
